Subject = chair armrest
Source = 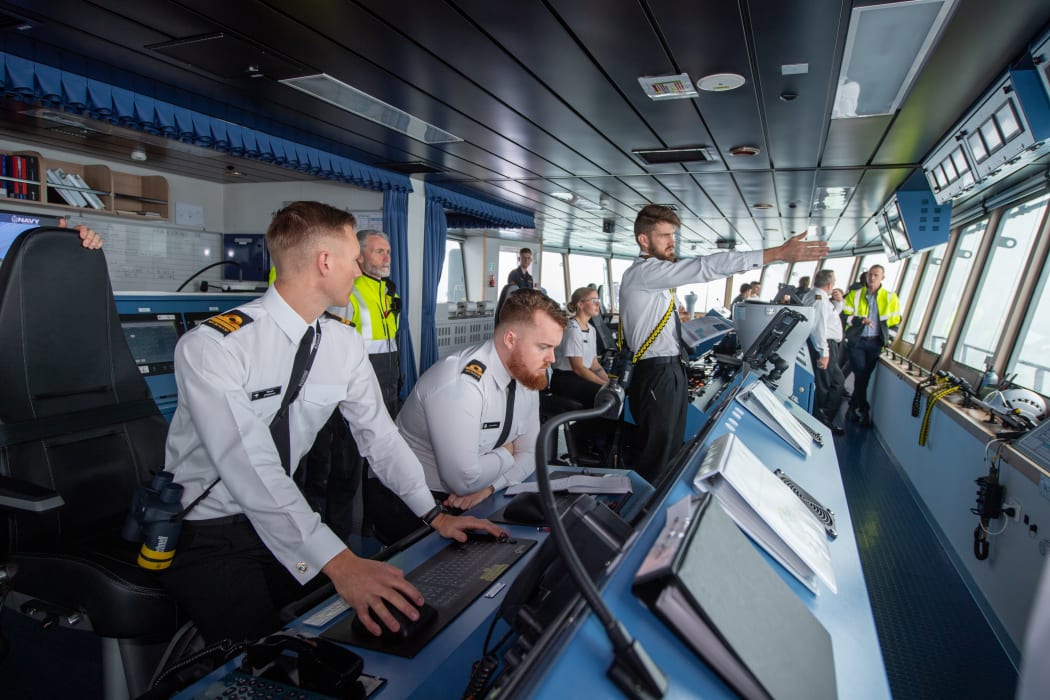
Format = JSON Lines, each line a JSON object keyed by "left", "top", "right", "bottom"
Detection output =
{"left": 0, "top": 475, "right": 65, "bottom": 513}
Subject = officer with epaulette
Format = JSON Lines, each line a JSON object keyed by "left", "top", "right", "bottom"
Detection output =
{"left": 803, "top": 269, "right": 846, "bottom": 434}
{"left": 162, "top": 201, "right": 505, "bottom": 645}
{"left": 363, "top": 289, "right": 567, "bottom": 544}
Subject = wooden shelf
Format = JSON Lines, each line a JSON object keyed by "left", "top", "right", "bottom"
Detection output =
{"left": 0, "top": 150, "right": 169, "bottom": 221}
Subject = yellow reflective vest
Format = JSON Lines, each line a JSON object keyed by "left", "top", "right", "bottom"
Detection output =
{"left": 843, "top": 285, "right": 901, "bottom": 345}
{"left": 347, "top": 274, "right": 399, "bottom": 355}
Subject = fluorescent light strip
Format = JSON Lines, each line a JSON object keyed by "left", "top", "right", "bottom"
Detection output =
{"left": 280, "top": 73, "right": 463, "bottom": 144}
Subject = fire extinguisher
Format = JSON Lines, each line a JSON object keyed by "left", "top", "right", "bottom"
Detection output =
{"left": 488, "top": 274, "right": 495, "bottom": 287}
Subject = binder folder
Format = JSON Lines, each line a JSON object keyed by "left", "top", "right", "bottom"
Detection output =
{"left": 736, "top": 380, "right": 815, "bottom": 456}
{"left": 693, "top": 432, "right": 836, "bottom": 594}
{"left": 633, "top": 493, "right": 837, "bottom": 700}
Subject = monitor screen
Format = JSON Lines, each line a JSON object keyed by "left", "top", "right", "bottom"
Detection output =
{"left": 0, "top": 211, "right": 62, "bottom": 261}
{"left": 120, "top": 314, "right": 183, "bottom": 375}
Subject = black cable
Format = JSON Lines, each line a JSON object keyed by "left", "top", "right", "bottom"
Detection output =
{"left": 176, "top": 261, "right": 244, "bottom": 292}
{"left": 534, "top": 393, "right": 666, "bottom": 699}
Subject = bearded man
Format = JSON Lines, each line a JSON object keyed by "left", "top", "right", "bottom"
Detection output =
{"left": 362, "top": 289, "right": 566, "bottom": 543}
{"left": 619, "top": 205, "right": 828, "bottom": 485}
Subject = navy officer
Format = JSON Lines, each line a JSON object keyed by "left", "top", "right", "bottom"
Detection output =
{"left": 162, "top": 201, "right": 504, "bottom": 644}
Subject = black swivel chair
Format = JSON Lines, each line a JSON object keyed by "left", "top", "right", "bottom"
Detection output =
{"left": 0, "top": 228, "right": 183, "bottom": 697}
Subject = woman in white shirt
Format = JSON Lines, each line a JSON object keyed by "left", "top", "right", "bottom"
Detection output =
{"left": 550, "top": 287, "right": 609, "bottom": 406}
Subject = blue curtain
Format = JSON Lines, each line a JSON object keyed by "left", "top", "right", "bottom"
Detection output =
{"left": 0, "top": 50, "right": 411, "bottom": 194}
{"left": 420, "top": 195, "right": 449, "bottom": 374}
{"left": 384, "top": 189, "right": 418, "bottom": 397}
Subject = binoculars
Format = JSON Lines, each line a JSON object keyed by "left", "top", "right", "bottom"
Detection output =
{"left": 122, "top": 471, "right": 184, "bottom": 570}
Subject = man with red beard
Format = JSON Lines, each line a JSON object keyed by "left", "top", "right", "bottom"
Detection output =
{"left": 364, "top": 289, "right": 566, "bottom": 543}
{"left": 620, "top": 204, "right": 828, "bottom": 485}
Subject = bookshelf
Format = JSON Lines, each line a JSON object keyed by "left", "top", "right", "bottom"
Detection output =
{"left": 0, "top": 149, "right": 169, "bottom": 220}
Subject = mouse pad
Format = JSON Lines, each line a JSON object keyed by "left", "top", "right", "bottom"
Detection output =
{"left": 322, "top": 536, "right": 537, "bottom": 657}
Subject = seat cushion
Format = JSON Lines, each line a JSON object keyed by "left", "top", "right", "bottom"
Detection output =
{"left": 10, "top": 537, "right": 183, "bottom": 639}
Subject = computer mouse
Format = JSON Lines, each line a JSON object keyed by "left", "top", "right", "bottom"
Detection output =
{"left": 351, "top": 602, "right": 438, "bottom": 644}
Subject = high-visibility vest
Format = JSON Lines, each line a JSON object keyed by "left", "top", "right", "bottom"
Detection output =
{"left": 346, "top": 274, "right": 399, "bottom": 355}
{"left": 843, "top": 285, "right": 901, "bottom": 344}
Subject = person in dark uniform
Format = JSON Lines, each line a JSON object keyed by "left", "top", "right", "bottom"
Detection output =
{"left": 507, "top": 247, "right": 536, "bottom": 289}
{"left": 162, "top": 201, "right": 504, "bottom": 644}
{"left": 618, "top": 204, "right": 828, "bottom": 485}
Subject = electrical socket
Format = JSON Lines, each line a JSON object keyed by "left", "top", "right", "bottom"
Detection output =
{"left": 1041, "top": 476, "right": 1050, "bottom": 502}
{"left": 1005, "top": 499, "right": 1023, "bottom": 523}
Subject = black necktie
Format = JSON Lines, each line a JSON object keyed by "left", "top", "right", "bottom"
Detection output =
{"left": 495, "top": 380, "right": 516, "bottom": 448}
{"left": 271, "top": 325, "right": 318, "bottom": 474}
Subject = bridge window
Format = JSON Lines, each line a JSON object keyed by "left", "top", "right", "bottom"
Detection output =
{"left": 759, "top": 262, "right": 788, "bottom": 301}
{"left": 610, "top": 257, "right": 632, "bottom": 312}
{"left": 816, "top": 257, "right": 857, "bottom": 294}
{"left": 787, "top": 260, "right": 818, "bottom": 289}
{"left": 567, "top": 253, "right": 608, "bottom": 304}
{"left": 896, "top": 256, "right": 922, "bottom": 311}
{"left": 540, "top": 250, "right": 566, "bottom": 305}
{"left": 1008, "top": 256, "right": 1050, "bottom": 396}
{"left": 922, "top": 220, "right": 988, "bottom": 355}
{"left": 954, "top": 193, "right": 1049, "bottom": 370}
{"left": 900, "top": 244, "right": 946, "bottom": 345}
{"left": 437, "top": 239, "right": 467, "bottom": 303}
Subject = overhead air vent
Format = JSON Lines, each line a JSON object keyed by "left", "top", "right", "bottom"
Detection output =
{"left": 373, "top": 161, "right": 444, "bottom": 175}
{"left": 633, "top": 147, "right": 714, "bottom": 165}
{"left": 147, "top": 33, "right": 312, "bottom": 80}
{"left": 0, "top": 9, "right": 33, "bottom": 31}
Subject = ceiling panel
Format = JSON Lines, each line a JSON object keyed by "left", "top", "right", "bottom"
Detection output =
{"left": 0, "top": 0, "right": 1044, "bottom": 257}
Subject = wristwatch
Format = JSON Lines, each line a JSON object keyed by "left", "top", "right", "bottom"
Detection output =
{"left": 421, "top": 504, "right": 446, "bottom": 528}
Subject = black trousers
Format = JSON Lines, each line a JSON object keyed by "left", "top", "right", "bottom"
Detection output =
{"left": 626, "top": 357, "right": 688, "bottom": 486}
{"left": 847, "top": 336, "right": 883, "bottom": 412}
{"left": 807, "top": 339, "right": 845, "bottom": 424}
{"left": 162, "top": 516, "right": 325, "bottom": 644}
{"left": 550, "top": 369, "right": 600, "bottom": 406}
{"left": 294, "top": 411, "right": 358, "bottom": 541}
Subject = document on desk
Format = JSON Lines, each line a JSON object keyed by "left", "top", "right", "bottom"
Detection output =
{"left": 504, "top": 474, "right": 632, "bottom": 496}
{"left": 736, "top": 380, "right": 814, "bottom": 456}
{"left": 633, "top": 493, "right": 837, "bottom": 700}
{"left": 693, "top": 432, "right": 836, "bottom": 594}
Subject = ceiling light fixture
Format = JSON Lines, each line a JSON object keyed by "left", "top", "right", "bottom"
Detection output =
{"left": 638, "top": 73, "right": 699, "bottom": 100}
{"left": 130, "top": 147, "right": 147, "bottom": 162}
{"left": 550, "top": 191, "right": 576, "bottom": 202}
{"left": 729, "top": 145, "right": 761, "bottom": 157}
{"left": 696, "top": 73, "right": 746, "bottom": 92}
{"left": 280, "top": 73, "right": 463, "bottom": 144}
{"left": 752, "top": 202, "right": 774, "bottom": 210}
{"left": 832, "top": 0, "right": 957, "bottom": 118}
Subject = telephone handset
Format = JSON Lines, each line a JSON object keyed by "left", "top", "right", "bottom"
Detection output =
{"left": 241, "top": 630, "right": 365, "bottom": 699}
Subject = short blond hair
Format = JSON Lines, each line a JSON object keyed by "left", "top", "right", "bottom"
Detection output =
{"left": 266, "top": 201, "right": 357, "bottom": 269}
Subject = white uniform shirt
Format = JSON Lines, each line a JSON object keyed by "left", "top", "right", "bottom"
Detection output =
{"left": 397, "top": 340, "right": 538, "bottom": 496}
{"left": 165, "top": 286, "right": 433, "bottom": 584}
{"left": 620, "top": 251, "right": 762, "bottom": 358}
{"left": 802, "top": 287, "right": 844, "bottom": 358}
{"left": 552, "top": 318, "right": 596, "bottom": 371}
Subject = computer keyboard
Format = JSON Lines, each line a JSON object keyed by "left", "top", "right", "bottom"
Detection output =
{"left": 322, "top": 535, "right": 536, "bottom": 657}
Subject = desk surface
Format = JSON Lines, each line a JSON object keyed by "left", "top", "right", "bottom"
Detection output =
{"left": 513, "top": 383, "right": 891, "bottom": 699}
{"left": 177, "top": 380, "right": 889, "bottom": 700}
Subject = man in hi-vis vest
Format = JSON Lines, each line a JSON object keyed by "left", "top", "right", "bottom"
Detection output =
{"left": 338, "top": 229, "right": 402, "bottom": 416}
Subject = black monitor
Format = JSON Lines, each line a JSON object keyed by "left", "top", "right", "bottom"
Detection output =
{"left": 741, "top": 307, "right": 807, "bottom": 382}
{"left": 0, "top": 211, "right": 62, "bottom": 261}
{"left": 119, "top": 314, "right": 184, "bottom": 376}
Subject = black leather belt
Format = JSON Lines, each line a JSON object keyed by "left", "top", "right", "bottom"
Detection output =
{"left": 635, "top": 355, "right": 682, "bottom": 367}
{"left": 184, "top": 514, "right": 249, "bottom": 528}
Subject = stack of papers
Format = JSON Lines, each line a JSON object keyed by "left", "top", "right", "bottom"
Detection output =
{"left": 693, "top": 432, "right": 835, "bottom": 594}
{"left": 504, "top": 474, "right": 632, "bottom": 496}
{"left": 736, "top": 380, "right": 814, "bottom": 456}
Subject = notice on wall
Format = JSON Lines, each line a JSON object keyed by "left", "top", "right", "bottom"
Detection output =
{"left": 79, "top": 216, "right": 223, "bottom": 292}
